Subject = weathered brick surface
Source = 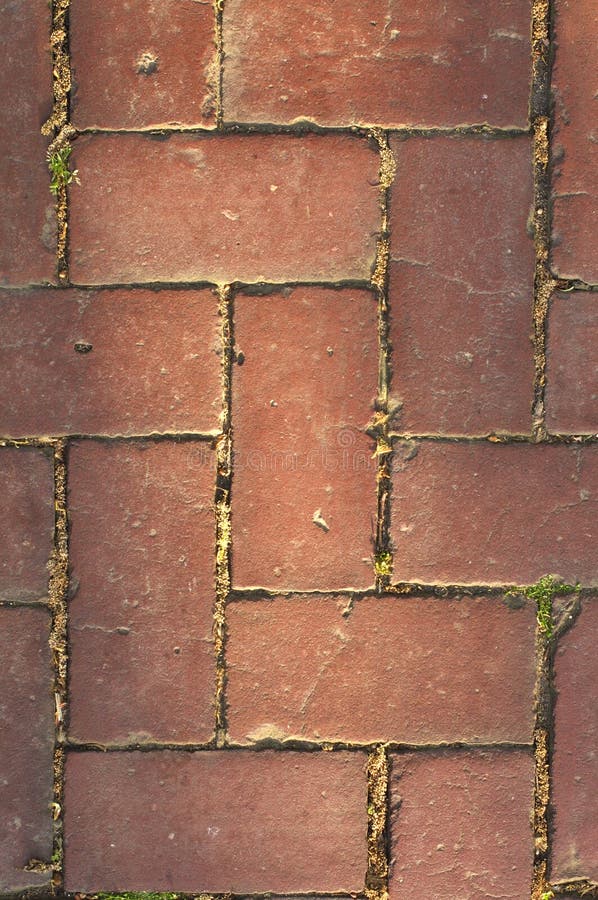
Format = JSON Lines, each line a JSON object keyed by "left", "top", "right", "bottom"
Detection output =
{"left": 0, "top": 607, "right": 54, "bottom": 893}
{"left": 0, "top": 0, "right": 55, "bottom": 285}
{"left": 69, "top": 133, "right": 380, "bottom": 285}
{"left": 546, "top": 292, "right": 598, "bottom": 434}
{"left": 389, "top": 136, "right": 535, "bottom": 436}
{"left": 391, "top": 442, "right": 598, "bottom": 585}
{"left": 231, "top": 288, "right": 378, "bottom": 591}
{"left": 223, "top": 0, "right": 531, "bottom": 128}
{"left": 389, "top": 750, "right": 535, "bottom": 898}
{"left": 68, "top": 441, "right": 216, "bottom": 744}
{"left": 227, "top": 595, "right": 536, "bottom": 744}
{"left": 64, "top": 750, "right": 367, "bottom": 893}
{"left": 0, "top": 288, "right": 221, "bottom": 437}
{"left": 0, "top": 447, "right": 54, "bottom": 602}
{"left": 551, "top": 597, "right": 598, "bottom": 883}
{"left": 70, "top": 0, "right": 217, "bottom": 130}
{"left": 551, "top": 0, "right": 598, "bottom": 282}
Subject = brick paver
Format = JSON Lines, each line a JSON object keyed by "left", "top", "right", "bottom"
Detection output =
{"left": 389, "top": 750, "right": 535, "bottom": 898}
{"left": 0, "top": 288, "right": 222, "bottom": 437}
{"left": 0, "top": 447, "right": 54, "bottom": 602}
{"left": 0, "top": 607, "right": 54, "bottom": 893}
{"left": 391, "top": 441, "right": 598, "bottom": 585}
{"left": 64, "top": 750, "right": 367, "bottom": 893}
{"left": 546, "top": 292, "right": 598, "bottom": 435}
{"left": 69, "top": 133, "right": 380, "bottom": 285}
{"left": 232, "top": 288, "right": 378, "bottom": 591}
{"left": 551, "top": 0, "right": 598, "bottom": 283}
{"left": 551, "top": 598, "right": 598, "bottom": 883}
{"left": 0, "top": 0, "right": 55, "bottom": 285}
{"left": 223, "top": 0, "right": 531, "bottom": 128}
{"left": 68, "top": 441, "right": 216, "bottom": 744}
{"left": 389, "top": 136, "right": 535, "bottom": 436}
{"left": 2, "top": 0, "right": 597, "bottom": 895}
{"left": 227, "top": 595, "right": 536, "bottom": 744}
{"left": 70, "top": 0, "right": 217, "bottom": 130}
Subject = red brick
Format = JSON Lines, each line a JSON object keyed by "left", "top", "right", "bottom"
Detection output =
{"left": 232, "top": 288, "right": 378, "bottom": 591}
{"left": 0, "top": 448, "right": 54, "bottom": 602}
{"left": 227, "top": 595, "right": 536, "bottom": 744}
{"left": 70, "top": 0, "right": 217, "bottom": 130}
{"left": 0, "top": 607, "right": 54, "bottom": 893}
{"left": 546, "top": 292, "right": 598, "bottom": 435}
{"left": 223, "top": 0, "right": 531, "bottom": 128}
{"left": 70, "top": 133, "right": 380, "bottom": 284}
{"left": 68, "top": 441, "right": 216, "bottom": 744}
{"left": 551, "top": 0, "right": 598, "bottom": 282}
{"left": 389, "top": 750, "right": 534, "bottom": 899}
{"left": 63, "top": 750, "right": 367, "bottom": 893}
{"left": 388, "top": 136, "right": 535, "bottom": 436}
{"left": 0, "top": 0, "right": 55, "bottom": 285}
{"left": 390, "top": 441, "right": 598, "bottom": 585}
{"left": 551, "top": 597, "right": 598, "bottom": 883}
{"left": 0, "top": 288, "right": 221, "bottom": 438}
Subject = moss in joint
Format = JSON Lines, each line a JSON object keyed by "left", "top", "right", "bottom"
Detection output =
{"left": 47, "top": 144, "right": 80, "bottom": 196}
{"left": 374, "top": 551, "right": 393, "bottom": 578}
{"left": 506, "top": 575, "right": 580, "bottom": 638}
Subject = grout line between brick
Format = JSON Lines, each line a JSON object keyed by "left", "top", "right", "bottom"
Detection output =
{"left": 530, "top": 0, "right": 556, "bottom": 444}
{"left": 532, "top": 591, "right": 586, "bottom": 900}
{"left": 75, "top": 123, "right": 531, "bottom": 138}
{"left": 2, "top": 431, "right": 596, "bottom": 449}
{"left": 529, "top": 1, "right": 558, "bottom": 897}
{"left": 42, "top": 0, "right": 75, "bottom": 284}
{"left": 64, "top": 739, "right": 533, "bottom": 754}
{"left": 47, "top": 439, "right": 69, "bottom": 893}
{"left": 213, "top": 0, "right": 224, "bottom": 128}
{"left": 549, "top": 881, "right": 598, "bottom": 897}
{"left": 390, "top": 433, "right": 598, "bottom": 445}
{"left": 365, "top": 745, "right": 389, "bottom": 900}
{"left": 368, "top": 129, "right": 396, "bottom": 594}
{"left": 214, "top": 285, "right": 233, "bottom": 747}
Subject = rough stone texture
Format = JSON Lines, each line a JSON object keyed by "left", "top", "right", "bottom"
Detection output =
{"left": 223, "top": 0, "right": 531, "bottom": 128}
{"left": 63, "top": 750, "right": 367, "bottom": 893}
{"left": 0, "top": 0, "right": 55, "bottom": 285}
{"left": 231, "top": 288, "right": 378, "bottom": 591}
{"left": 545, "top": 292, "right": 598, "bottom": 435}
{"left": 0, "top": 288, "right": 222, "bottom": 437}
{"left": 70, "top": 0, "right": 217, "bottom": 129}
{"left": 389, "top": 750, "right": 535, "bottom": 899}
{"left": 551, "top": 0, "right": 598, "bottom": 283}
{"left": 0, "top": 607, "right": 54, "bottom": 893}
{"left": 68, "top": 441, "right": 216, "bottom": 744}
{"left": 551, "top": 597, "right": 598, "bottom": 883}
{"left": 226, "top": 595, "right": 536, "bottom": 744}
{"left": 390, "top": 441, "right": 598, "bottom": 585}
{"left": 69, "top": 133, "right": 380, "bottom": 285}
{"left": 0, "top": 447, "right": 54, "bottom": 602}
{"left": 389, "top": 136, "right": 535, "bottom": 436}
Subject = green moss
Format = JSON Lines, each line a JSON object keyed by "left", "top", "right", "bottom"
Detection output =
{"left": 506, "top": 575, "right": 580, "bottom": 638}
{"left": 47, "top": 145, "right": 80, "bottom": 196}
{"left": 374, "top": 551, "right": 393, "bottom": 577}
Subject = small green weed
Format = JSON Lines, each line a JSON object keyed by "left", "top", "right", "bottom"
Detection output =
{"left": 506, "top": 574, "right": 580, "bottom": 638}
{"left": 374, "top": 550, "right": 393, "bottom": 577}
{"left": 540, "top": 891, "right": 554, "bottom": 900}
{"left": 47, "top": 145, "right": 80, "bottom": 195}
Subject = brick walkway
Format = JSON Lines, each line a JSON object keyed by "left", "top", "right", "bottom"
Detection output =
{"left": 0, "top": 1, "right": 596, "bottom": 898}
